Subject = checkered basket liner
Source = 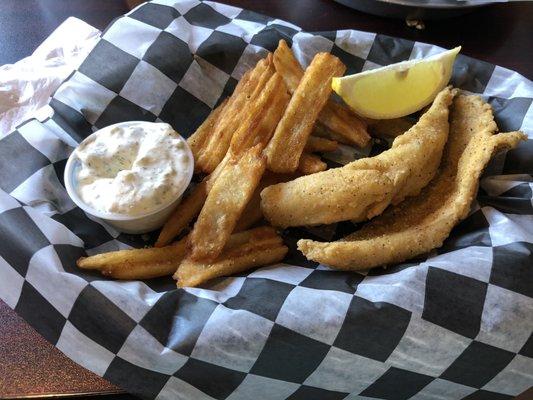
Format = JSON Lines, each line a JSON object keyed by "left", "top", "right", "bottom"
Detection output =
{"left": 0, "top": 1, "right": 532, "bottom": 399}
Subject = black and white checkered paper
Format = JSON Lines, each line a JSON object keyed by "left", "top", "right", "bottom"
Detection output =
{"left": 1, "top": 1, "right": 532, "bottom": 399}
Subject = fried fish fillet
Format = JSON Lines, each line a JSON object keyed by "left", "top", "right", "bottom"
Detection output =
{"left": 298, "top": 95, "right": 526, "bottom": 269}
{"left": 261, "top": 87, "right": 456, "bottom": 227}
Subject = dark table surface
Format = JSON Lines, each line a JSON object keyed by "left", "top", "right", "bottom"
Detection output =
{"left": 1, "top": 0, "right": 532, "bottom": 78}
{"left": 0, "top": 0, "right": 532, "bottom": 399}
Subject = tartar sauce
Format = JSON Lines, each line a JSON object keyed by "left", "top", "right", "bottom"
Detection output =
{"left": 75, "top": 122, "right": 191, "bottom": 216}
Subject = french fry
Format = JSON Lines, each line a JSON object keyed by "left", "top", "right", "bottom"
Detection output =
{"left": 234, "top": 198, "right": 263, "bottom": 232}
{"left": 312, "top": 124, "right": 349, "bottom": 145}
{"left": 187, "top": 98, "right": 228, "bottom": 165}
{"left": 253, "top": 82, "right": 290, "bottom": 149}
{"left": 194, "top": 67, "right": 254, "bottom": 172}
{"left": 78, "top": 237, "right": 188, "bottom": 280}
{"left": 189, "top": 144, "right": 267, "bottom": 261}
{"left": 273, "top": 39, "right": 370, "bottom": 147}
{"left": 367, "top": 117, "right": 415, "bottom": 138}
{"left": 155, "top": 181, "right": 207, "bottom": 247}
{"left": 196, "top": 55, "right": 274, "bottom": 173}
{"left": 233, "top": 172, "right": 285, "bottom": 232}
{"left": 305, "top": 136, "right": 339, "bottom": 153}
{"left": 205, "top": 140, "right": 284, "bottom": 196}
{"left": 297, "top": 153, "right": 327, "bottom": 175}
{"left": 272, "top": 39, "right": 302, "bottom": 92}
{"left": 229, "top": 73, "right": 289, "bottom": 155}
{"left": 200, "top": 73, "right": 288, "bottom": 209}
{"left": 175, "top": 226, "right": 288, "bottom": 287}
{"left": 319, "top": 101, "right": 370, "bottom": 148}
{"left": 249, "top": 54, "right": 276, "bottom": 101}
{"left": 266, "top": 52, "right": 345, "bottom": 173}
{"left": 205, "top": 150, "right": 232, "bottom": 193}
{"left": 312, "top": 124, "right": 363, "bottom": 147}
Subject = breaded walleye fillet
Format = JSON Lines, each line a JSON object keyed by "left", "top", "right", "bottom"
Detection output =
{"left": 298, "top": 95, "right": 526, "bottom": 270}
{"left": 261, "top": 87, "right": 456, "bottom": 227}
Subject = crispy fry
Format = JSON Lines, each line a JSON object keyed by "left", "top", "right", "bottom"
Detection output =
{"left": 272, "top": 39, "right": 303, "bottom": 92}
{"left": 190, "top": 145, "right": 267, "bottom": 261}
{"left": 313, "top": 124, "right": 359, "bottom": 146}
{"left": 207, "top": 78, "right": 290, "bottom": 192}
{"left": 229, "top": 73, "right": 289, "bottom": 155}
{"left": 78, "top": 237, "right": 188, "bottom": 279}
{"left": 319, "top": 101, "right": 370, "bottom": 147}
{"left": 298, "top": 153, "right": 327, "bottom": 175}
{"left": 187, "top": 98, "right": 228, "bottom": 165}
{"left": 233, "top": 173, "right": 287, "bottom": 232}
{"left": 205, "top": 151, "right": 231, "bottom": 193}
{"left": 254, "top": 83, "right": 290, "bottom": 149}
{"left": 367, "top": 117, "right": 415, "bottom": 139}
{"left": 159, "top": 132, "right": 264, "bottom": 247}
{"left": 273, "top": 39, "right": 370, "bottom": 147}
{"left": 175, "top": 226, "right": 288, "bottom": 287}
{"left": 249, "top": 54, "right": 276, "bottom": 100}
{"left": 305, "top": 136, "right": 339, "bottom": 153}
{"left": 206, "top": 145, "right": 286, "bottom": 196}
{"left": 234, "top": 198, "right": 263, "bottom": 232}
{"left": 155, "top": 181, "right": 207, "bottom": 247}
{"left": 266, "top": 52, "right": 345, "bottom": 173}
{"left": 196, "top": 55, "right": 274, "bottom": 173}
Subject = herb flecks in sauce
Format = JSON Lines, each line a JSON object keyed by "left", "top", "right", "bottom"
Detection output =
{"left": 75, "top": 123, "right": 190, "bottom": 216}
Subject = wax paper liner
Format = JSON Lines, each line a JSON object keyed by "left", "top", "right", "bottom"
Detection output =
{"left": 0, "top": 1, "right": 532, "bottom": 399}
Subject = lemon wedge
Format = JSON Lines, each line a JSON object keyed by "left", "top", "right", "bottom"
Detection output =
{"left": 332, "top": 46, "right": 461, "bottom": 119}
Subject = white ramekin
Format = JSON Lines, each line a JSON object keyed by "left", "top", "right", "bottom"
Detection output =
{"left": 64, "top": 121, "right": 194, "bottom": 234}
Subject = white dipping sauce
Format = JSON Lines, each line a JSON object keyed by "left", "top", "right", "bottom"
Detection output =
{"left": 75, "top": 122, "right": 190, "bottom": 216}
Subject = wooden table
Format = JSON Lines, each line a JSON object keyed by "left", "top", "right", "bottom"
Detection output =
{"left": 1, "top": 1, "right": 532, "bottom": 399}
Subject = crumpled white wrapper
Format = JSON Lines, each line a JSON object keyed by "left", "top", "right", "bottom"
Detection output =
{"left": 0, "top": 17, "right": 100, "bottom": 136}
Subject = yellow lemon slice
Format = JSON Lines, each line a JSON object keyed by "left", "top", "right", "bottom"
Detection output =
{"left": 332, "top": 46, "right": 461, "bottom": 119}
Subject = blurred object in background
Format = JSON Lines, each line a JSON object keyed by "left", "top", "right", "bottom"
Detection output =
{"left": 334, "top": 0, "right": 507, "bottom": 20}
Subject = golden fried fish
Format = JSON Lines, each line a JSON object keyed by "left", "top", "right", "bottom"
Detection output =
{"left": 261, "top": 87, "right": 456, "bottom": 227}
{"left": 298, "top": 95, "right": 526, "bottom": 270}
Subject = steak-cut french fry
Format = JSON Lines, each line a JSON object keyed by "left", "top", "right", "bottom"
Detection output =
{"left": 318, "top": 101, "right": 370, "bottom": 148}
{"left": 187, "top": 98, "right": 228, "bottom": 165}
{"left": 253, "top": 83, "right": 290, "bottom": 149}
{"left": 78, "top": 237, "right": 188, "bottom": 280}
{"left": 196, "top": 55, "right": 274, "bottom": 173}
{"left": 175, "top": 226, "right": 288, "bottom": 287}
{"left": 305, "top": 136, "right": 339, "bottom": 153}
{"left": 155, "top": 181, "right": 207, "bottom": 247}
{"left": 272, "top": 39, "right": 303, "bottom": 92}
{"left": 312, "top": 124, "right": 358, "bottom": 146}
{"left": 190, "top": 145, "right": 267, "bottom": 261}
{"left": 233, "top": 172, "right": 285, "bottom": 232}
{"left": 298, "top": 153, "right": 327, "bottom": 175}
{"left": 206, "top": 151, "right": 231, "bottom": 193}
{"left": 273, "top": 39, "right": 370, "bottom": 147}
{"left": 249, "top": 54, "right": 276, "bottom": 100}
{"left": 206, "top": 141, "right": 280, "bottom": 195}
{"left": 230, "top": 73, "right": 289, "bottom": 155}
{"left": 194, "top": 67, "right": 254, "bottom": 171}
{"left": 234, "top": 198, "right": 263, "bottom": 232}
{"left": 367, "top": 117, "right": 415, "bottom": 138}
{"left": 200, "top": 72, "right": 288, "bottom": 212}
{"left": 266, "top": 52, "right": 345, "bottom": 173}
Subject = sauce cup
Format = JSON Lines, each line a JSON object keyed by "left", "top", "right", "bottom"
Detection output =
{"left": 64, "top": 121, "right": 194, "bottom": 234}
